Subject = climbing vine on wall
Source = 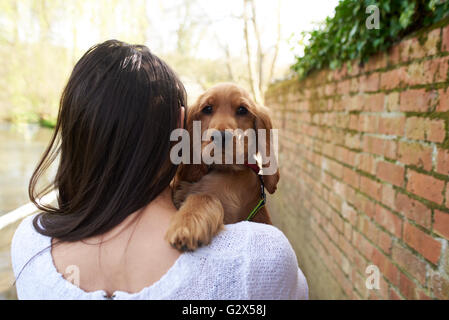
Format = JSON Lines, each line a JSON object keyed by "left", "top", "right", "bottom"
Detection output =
{"left": 292, "top": 0, "right": 449, "bottom": 78}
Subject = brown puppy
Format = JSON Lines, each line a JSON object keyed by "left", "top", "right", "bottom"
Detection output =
{"left": 165, "top": 83, "right": 280, "bottom": 251}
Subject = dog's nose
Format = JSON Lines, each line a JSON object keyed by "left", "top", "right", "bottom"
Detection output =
{"left": 211, "top": 130, "right": 233, "bottom": 145}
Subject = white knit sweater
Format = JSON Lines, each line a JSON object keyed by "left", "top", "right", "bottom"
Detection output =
{"left": 11, "top": 214, "right": 308, "bottom": 300}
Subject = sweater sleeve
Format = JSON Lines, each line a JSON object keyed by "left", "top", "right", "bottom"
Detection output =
{"left": 10, "top": 214, "right": 35, "bottom": 279}
{"left": 243, "top": 223, "right": 308, "bottom": 300}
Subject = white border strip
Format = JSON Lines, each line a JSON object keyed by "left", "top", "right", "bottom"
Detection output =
{"left": 0, "top": 191, "right": 57, "bottom": 230}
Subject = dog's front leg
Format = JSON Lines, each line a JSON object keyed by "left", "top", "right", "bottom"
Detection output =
{"left": 165, "top": 193, "right": 224, "bottom": 251}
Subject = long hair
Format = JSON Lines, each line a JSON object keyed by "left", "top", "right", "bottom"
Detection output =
{"left": 29, "top": 40, "right": 186, "bottom": 242}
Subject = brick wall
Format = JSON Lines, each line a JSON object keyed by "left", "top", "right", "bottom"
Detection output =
{"left": 265, "top": 23, "right": 449, "bottom": 299}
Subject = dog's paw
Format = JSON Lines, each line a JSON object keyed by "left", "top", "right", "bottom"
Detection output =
{"left": 165, "top": 213, "right": 223, "bottom": 251}
{"left": 165, "top": 194, "right": 224, "bottom": 251}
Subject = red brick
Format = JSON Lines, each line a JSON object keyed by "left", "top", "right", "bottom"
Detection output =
{"left": 357, "top": 153, "right": 376, "bottom": 175}
{"left": 350, "top": 78, "right": 359, "bottom": 93}
{"left": 359, "top": 115, "right": 379, "bottom": 133}
{"left": 437, "top": 89, "right": 449, "bottom": 112}
{"left": 357, "top": 216, "right": 379, "bottom": 244}
{"left": 402, "top": 61, "right": 434, "bottom": 86}
{"left": 376, "top": 161, "right": 404, "bottom": 187}
{"left": 406, "top": 170, "right": 445, "bottom": 204}
{"left": 326, "top": 159, "right": 343, "bottom": 178}
{"left": 337, "top": 80, "right": 351, "bottom": 95}
{"left": 343, "top": 167, "right": 359, "bottom": 188}
{"left": 353, "top": 230, "right": 377, "bottom": 261}
{"left": 372, "top": 248, "right": 400, "bottom": 286}
{"left": 437, "top": 149, "right": 449, "bottom": 175}
{"left": 364, "top": 93, "right": 384, "bottom": 112}
{"left": 380, "top": 69, "right": 401, "bottom": 90}
{"left": 349, "top": 114, "right": 360, "bottom": 131}
{"left": 363, "top": 136, "right": 397, "bottom": 159}
{"left": 400, "top": 89, "right": 439, "bottom": 112}
{"left": 342, "top": 222, "right": 353, "bottom": 241}
{"left": 400, "top": 39, "right": 413, "bottom": 62}
{"left": 341, "top": 202, "right": 357, "bottom": 226}
{"left": 366, "top": 52, "right": 387, "bottom": 71}
{"left": 325, "top": 83, "right": 335, "bottom": 96}
{"left": 405, "top": 117, "right": 426, "bottom": 140}
{"left": 374, "top": 205, "right": 402, "bottom": 238}
{"left": 378, "top": 116, "right": 405, "bottom": 136}
{"left": 405, "top": 117, "right": 446, "bottom": 143}
{"left": 360, "top": 73, "right": 379, "bottom": 92}
{"left": 353, "top": 194, "right": 376, "bottom": 219}
{"left": 404, "top": 222, "right": 442, "bottom": 264}
{"left": 383, "top": 140, "right": 397, "bottom": 159}
{"left": 442, "top": 25, "right": 449, "bottom": 52}
{"left": 428, "top": 120, "right": 446, "bottom": 143}
{"left": 360, "top": 176, "right": 382, "bottom": 201}
{"left": 434, "top": 210, "right": 449, "bottom": 240}
{"left": 399, "top": 272, "right": 419, "bottom": 300}
{"left": 329, "top": 191, "right": 342, "bottom": 212}
{"left": 381, "top": 184, "right": 396, "bottom": 210}
{"left": 433, "top": 56, "right": 449, "bottom": 83}
{"left": 387, "top": 44, "right": 400, "bottom": 66}
{"left": 392, "top": 243, "right": 427, "bottom": 285}
{"left": 395, "top": 193, "right": 431, "bottom": 229}
{"left": 342, "top": 148, "right": 357, "bottom": 167}
{"left": 378, "top": 230, "right": 392, "bottom": 254}
{"left": 353, "top": 269, "right": 369, "bottom": 299}
{"left": 407, "top": 29, "right": 440, "bottom": 59}
{"left": 446, "top": 186, "right": 449, "bottom": 208}
{"left": 397, "top": 141, "right": 432, "bottom": 171}
{"left": 384, "top": 92, "right": 400, "bottom": 111}
{"left": 344, "top": 133, "right": 361, "bottom": 150}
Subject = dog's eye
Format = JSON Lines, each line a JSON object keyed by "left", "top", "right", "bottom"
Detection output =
{"left": 202, "top": 105, "right": 213, "bottom": 114}
{"left": 236, "top": 106, "right": 248, "bottom": 115}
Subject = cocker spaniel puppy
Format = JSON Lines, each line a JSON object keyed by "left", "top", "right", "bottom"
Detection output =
{"left": 166, "top": 83, "right": 280, "bottom": 251}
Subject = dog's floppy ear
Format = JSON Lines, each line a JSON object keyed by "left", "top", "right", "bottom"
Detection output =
{"left": 254, "top": 104, "right": 280, "bottom": 194}
{"left": 176, "top": 94, "right": 209, "bottom": 184}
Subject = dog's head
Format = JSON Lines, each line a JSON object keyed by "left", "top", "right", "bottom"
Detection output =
{"left": 185, "top": 83, "right": 279, "bottom": 193}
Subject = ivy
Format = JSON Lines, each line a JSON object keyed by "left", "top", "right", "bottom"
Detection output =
{"left": 291, "top": 0, "right": 449, "bottom": 78}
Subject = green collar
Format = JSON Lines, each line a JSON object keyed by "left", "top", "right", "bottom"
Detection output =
{"left": 246, "top": 174, "right": 266, "bottom": 221}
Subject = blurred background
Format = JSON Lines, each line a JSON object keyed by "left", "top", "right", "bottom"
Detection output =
{"left": 0, "top": 0, "right": 338, "bottom": 299}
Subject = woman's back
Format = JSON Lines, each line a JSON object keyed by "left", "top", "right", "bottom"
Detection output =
{"left": 11, "top": 212, "right": 308, "bottom": 300}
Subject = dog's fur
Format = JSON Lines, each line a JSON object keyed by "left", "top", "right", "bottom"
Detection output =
{"left": 165, "top": 83, "right": 280, "bottom": 251}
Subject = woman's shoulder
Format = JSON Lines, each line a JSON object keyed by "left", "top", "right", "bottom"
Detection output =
{"left": 202, "top": 221, "right": 295, "bottom": 257}
{"left": 193, "top": 221, "right": 307, "bottom": 299}
{"left": 10, "top": 213, "right": 48, "bottom": 276}
{"left": 193, "top": 221, "right": 300, "bottom": 277}
{"left": 12, "top": 213, "right": 43, "bottom": 246}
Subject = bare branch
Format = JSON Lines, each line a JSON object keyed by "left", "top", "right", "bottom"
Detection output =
{"left": 243, "top": 0, "right": 258, "bottom": 102}
{"left": 249, "top": 0, "right": 264, "bottom": 96}
{"left": 267, "top": 0, "right": 281, "bottom": 86}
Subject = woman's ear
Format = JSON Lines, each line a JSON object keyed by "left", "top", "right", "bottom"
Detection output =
{"left": 254, "top": 104, "right": 280, "bottom": 194}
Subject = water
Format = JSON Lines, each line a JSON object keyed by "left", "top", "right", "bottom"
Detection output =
{"left": 0, "top": 122, "right": 53, "bottom": 299}
{"left": 0, "top": 122, "right": 54, "bottom": 216}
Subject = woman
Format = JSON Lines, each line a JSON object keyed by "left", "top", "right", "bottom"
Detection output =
{"left": 11, "top": 40, "right": 308, "bottom": 300}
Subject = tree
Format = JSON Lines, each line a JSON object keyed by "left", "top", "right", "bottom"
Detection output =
{"left": 242, "top": 0, "right": 281, "bottom": 104}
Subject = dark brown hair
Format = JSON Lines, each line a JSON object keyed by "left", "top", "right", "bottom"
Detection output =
{"left": 29, "top": 40, "right": 186, "bottom": 242}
